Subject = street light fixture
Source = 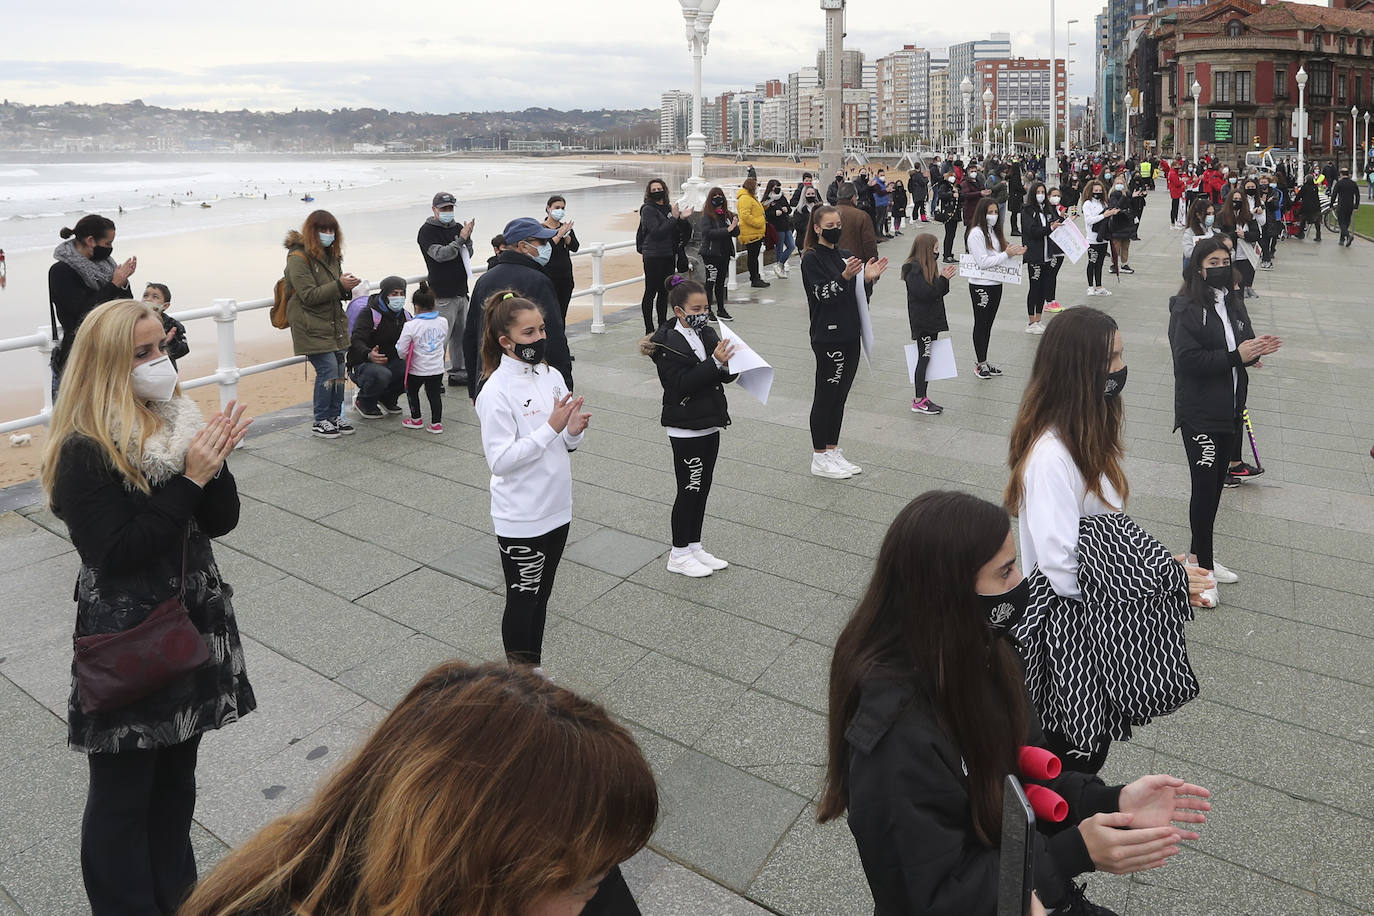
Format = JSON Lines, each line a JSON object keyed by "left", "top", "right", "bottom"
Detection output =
{"left": 1364, "top": 111, "right": 1371, "bottom": 188}
{"left": 1011, "top": 109, "right": 1018, "bottom": 156}
{"left": 1191, "top": 79, "right": 1202, "bottom": 166}
{"left": 961, "top": 75, "right": 974, "bottom": 161}
{"left": 983, "top": 86, "right": 994, "bottom": 159}
{"left": 677, "top": 0, "right": 721, "bottom": 207}
{"left": 1296, "top": 66, "right": 1308, "bottom": 179}
{"left": 1352, "top": 104, "right": 1359, "bottom": 175}
{"left": 1123, "top": 90, "right": 1133, "bottom": 159}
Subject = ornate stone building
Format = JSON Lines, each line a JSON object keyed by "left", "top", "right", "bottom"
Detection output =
{"left": 1147, "top": 0, "right": 1374, "bottom": 162}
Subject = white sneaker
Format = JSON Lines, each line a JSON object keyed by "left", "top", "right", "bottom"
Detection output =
{"left": 667, "top": 552, "right": 714, "bottom": 577}
{"left": 811, "top": 452, "right": 852, "bottom": 479}
{"left": 1096, "top": 287, "right": 1112, "bottom": 296}
{"left": 692, "top": 548, "right": 729, "bottom": 570}
{"left": 1025, "top": 322, "right": 1044, "bottom": 335}
{"left": 1086, "top": 286, "right": 1100, "bottom": 297}
{"left": 1211, "top": 561, "right": 1240, "bottom": 584}
{"left": 1199, "top": 586, "right": 1220, "bottom": 608}
{"left": 829, "top": 448, "right": 862, "bottom": 475}
{"left": 531, "top": 666, "right": 553, "bottom": 681}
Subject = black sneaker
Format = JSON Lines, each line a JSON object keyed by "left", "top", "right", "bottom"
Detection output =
{"left": 311, "top": 420, "right": 340, "bottom": 439}
{"left": 1120, "top": 264, "right": 1134, "bottom": 274}
{"left": 356, "top": 403, "right": 384, "bottom": 419}
{"left": 1055, "top": 882, "right": 1120, "bottom": 916}
{"left": 984, "top": 363, "right": 1004, "bottom": 377}
{"left": 716, "top": 307, "right": 735, "bottom": 322}
{"left": 750, "top": 279, "right": 771, "bottom": 288}
{"left": 1229, "top": 462, "right": 1264, "bottom": 478}
{"left": 334, "top": 419, "right": 356, "bottom": 435}
{"left": 1224, "top": 474, "right": 1242, "bottom": 488}
{"left": 973, "top": 362, "right": 993, "bottom": 380}
{"left": 381, "top": 401, "right": 404, "bottom": 415}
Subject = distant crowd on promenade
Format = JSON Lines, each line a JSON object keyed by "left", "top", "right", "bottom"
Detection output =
{"left": 39, "top": 135, "right": 1374, "bottom": 914}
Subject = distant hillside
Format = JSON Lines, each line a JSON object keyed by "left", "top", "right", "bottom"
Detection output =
{"left": 0, "top": 99, "right": 660, "bottom": 152}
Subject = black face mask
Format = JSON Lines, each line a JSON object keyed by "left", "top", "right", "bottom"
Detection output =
{"left": 821, "top": 226, "right": 843, "bottom": 245}
{"left": 711, "top": 197, "right": 725, "bottom": 206}
{"left": 1203, "top": 265, "right": 1233, "bottom": 291}
{"left": 1104, "top": 365, "right": 1128, "bottom": 399}
{"left": 978, "top": 577, "right": 1030, "bottom": 635}
{"left": 650, "top": 190, "right": 667, "bottom": 202}
{"left": 511, "top": 337, "right": 547, "bottom": 365}
{"left": 92, "top": 245, "right": 113, "bottom": 261}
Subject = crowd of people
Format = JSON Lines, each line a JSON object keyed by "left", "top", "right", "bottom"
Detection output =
{"left": 40, "top": 138, "right": 1373, "bottom": 914}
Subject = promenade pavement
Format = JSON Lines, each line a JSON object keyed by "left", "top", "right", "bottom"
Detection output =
{"left": 2, "top": 194, "right": 1373, "bottom": 916}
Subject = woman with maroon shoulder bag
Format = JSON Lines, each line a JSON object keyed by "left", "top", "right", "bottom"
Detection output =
{"left": 41, "top": 297, "right": 256, "bottom": 915}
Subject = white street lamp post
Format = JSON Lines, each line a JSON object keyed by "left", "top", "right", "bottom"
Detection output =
{"left": 1066, "top": 19, "right": 1078, "bottom": 155}
{"left": 961, "top": 75, "right": 974, "bottom": 162}
{"left": 1049, "top": 0, "right": 1057, "bottom": 184}
{"left": 1191, "top": 79, "right": 1202, "bottom": 165}
{"left": 983, "top": 86, "right": 994, "bottom": 159}
{"left": 1352, "top": 105, "right": 1360, "bottom": 175}
{"left": 1364, "top": 111, "right": 1371, "bottom": 191}
{"left": 678, "top": 0, "right": 721, "bottom": 208}
{"left": 1123, "top": 90, "right": 1133, "bottom": 159}
{"left": 1296, "top": 66, "right": 1307, "bottom": 179}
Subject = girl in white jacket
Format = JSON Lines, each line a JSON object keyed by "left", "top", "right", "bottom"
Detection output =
{"left": 1079, "top": 179, "right": 1115, "bottom": 297}
{"left": 475, "top": 292, "right": 590, "bottom": 673}
{"left": 964, "top": 198, "right": 1027, "bottom": 379}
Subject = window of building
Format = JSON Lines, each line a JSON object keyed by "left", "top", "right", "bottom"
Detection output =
{"left": 1186, "top": 69, "right": 1195, "bottom": 97}
{"left": 1235, "top": 71, "right": 1252, "bottom": 102}
{"left": 1339, "top": 73, "right": 1347, "bottom": 102}
{"left": 1227, "top": 20, "right": 1243, "bottom": 38}
{"left": 1214, "top": 70, "right": 1231, "bottom": 102}
{"left": 1236, "top": 117, "right": 1249, "bottom": 145}
{"left": 1355, "top": 75, "right": 1363, "bottom": 106}
{"left": 1274, "top": 67, "right": 1288, "bottom": 98}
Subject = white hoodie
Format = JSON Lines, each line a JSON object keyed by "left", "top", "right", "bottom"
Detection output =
{"left": 476, "top": 354, "right": 583, "bottom": 537}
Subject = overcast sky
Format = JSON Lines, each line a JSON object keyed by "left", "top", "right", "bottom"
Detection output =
{"left": 0, "top": 0, "right": 1333, "bottom": 113}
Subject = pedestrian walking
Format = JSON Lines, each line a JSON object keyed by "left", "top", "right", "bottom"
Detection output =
{"left": 965, "top": 198, "right": 1026, "bottom": 379}
{"left": 1297, "top": 173, "right": 1323, "bottom": 241}
{"left": 42, "top": 299, "right": 256, "bottom": 916}
{"left": 902, "top": 233, "right": 959, "bottom": 416}
{"left": 1331, "top": 167, "right": 1361, "bottom": 246}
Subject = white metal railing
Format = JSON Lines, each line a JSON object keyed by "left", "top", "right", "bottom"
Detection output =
{"left": 0, "top": 235, "right": 753, "bottom": 435}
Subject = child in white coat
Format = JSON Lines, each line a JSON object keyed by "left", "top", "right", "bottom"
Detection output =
{"left": 395, "top": 281, "right": 449, "bottom": 433}
{"left": 475, "top": 292, "right": 590, "bottom": 674}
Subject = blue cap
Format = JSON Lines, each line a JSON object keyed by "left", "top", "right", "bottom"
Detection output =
{"left": 502, "top": 217, "right": 557, "bottom": 245}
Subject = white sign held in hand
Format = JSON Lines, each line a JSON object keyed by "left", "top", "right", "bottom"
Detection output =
{"left": 904, "top": 338, "right": 959, "bottom": 383}
{"left": 959, "top": 255, "right": 1023, "bottom": 285}
{"left": 718, "top": 323, "right": 775, "bottom": 405}
{"left": 1049, "top": 219, "right": 1090, "bottom": 264}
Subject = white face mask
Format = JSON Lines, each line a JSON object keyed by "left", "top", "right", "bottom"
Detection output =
{"left": 437, "top": 211, "right": 456, "bottom": 225}
{"left": 1049, "top": 196, "right": 1061, "bottom": 206}
{"left": 1036, "top": 193, "right": 1046, "bottom": 204}
{"left": 131, "top": 355, "right": 178, "bottom": 403}
{"left": 986, "top": 213, "right": 999, "bottom": 226}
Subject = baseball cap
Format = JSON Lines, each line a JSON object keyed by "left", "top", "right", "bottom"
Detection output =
{"left": 502, "top": 217, "right": 557, "bottom": 245}
{"left": 432, "top": 192, "right": 457, "bottom": 208}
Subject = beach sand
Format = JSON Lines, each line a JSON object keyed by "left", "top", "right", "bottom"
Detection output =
{"left": 0, "top": 250, "right": 645, "bottom": 488}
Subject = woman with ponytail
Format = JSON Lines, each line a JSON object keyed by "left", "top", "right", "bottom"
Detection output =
{"left": 48, "top": 214, "right": 135, "bottom": 397}
{"left": 475, "top": 292, "right": 590, "bottom": 674}
{"left": 819, "top": 491, "right": 1212, "bottom": 916}
{"left": 640, "top": 275, "right": 737, "bottom": 578}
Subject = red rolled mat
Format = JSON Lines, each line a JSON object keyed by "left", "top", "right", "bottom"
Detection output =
{"left": 1025, "top": 784, "right": 1069, "bottom": 823}
{"left": 1018, "top": 745, "right": 1063, "bottom": 781}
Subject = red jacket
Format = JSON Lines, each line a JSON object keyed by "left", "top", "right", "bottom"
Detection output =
{"left": 1166, "top": 167, "right": 1185, "bottom": 198}
{"left": 1201, "top": 169, "right": 1225, "bottom": 204}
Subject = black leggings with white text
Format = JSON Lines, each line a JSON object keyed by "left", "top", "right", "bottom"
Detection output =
{"left": 1086, "top": 243, "right": 1107, "bottom": 287}
{"left": 1181, "top": 422, "right": 1239, "bottom": 571}
{"left": 810, "top": 340, "right": 860, "bottom": 450}
{"left": 969, "top": 284, "right": 1004, "bottom": 363}
{"left": 496, "top": 523, "right": 570, "bottom": 666}
{"left": 912, "top": 332, "right": 938, "bottom": 399}
{"left": 670, "top": 432, "right": 720, "bottom": 547}
{"left": 704, "top": 255, "right": 731, "bottom": 309}
{"left": 1025, "top": 259, "right": 1061, "bottom": 317}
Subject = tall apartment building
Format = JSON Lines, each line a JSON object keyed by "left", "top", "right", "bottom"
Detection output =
{"left": 974, "top": 58, "right": 1068, "bottom": 126}
{"left": 760, "top": 95, "right": 790, "bottom": 146}
{"left": 659, "top": 90, "right": 694, "bottom": 148}
{"left": 862, "top": 61, "right": 878, "bottom": 141}
{"left": 731, "top": 93, "right": 765, "bottom": 147}
{"left": 929, "top": 65, "right": 951, "bottom": 146}
{"left": 947, "top": 33, "right": 1013, "bottom": 138}
{"left": 841, "top": 87, "right": 872, "bottom": 143}
{"left": 702, "top": 100, "right": 722, "bottom": 145}
{"left": 798, "top": 87, "right": 825, "bottom": 144}
{"left": 713, "top": 91, "right": 736, "bottom": 144}
{"left": 876, "top": 45, "right": 934, "bottom": 141}
{"left": 818, "top": 48, "right": 865, "bottom": 88}
{"left": 788, "top": 66, "right": 820, "bottom": 143}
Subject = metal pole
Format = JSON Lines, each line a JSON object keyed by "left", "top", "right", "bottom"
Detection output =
{"left": 590, "top": 244, "right": 606, "bottom": 334}
{"left": 212, "top": 299, "right": 240, "bottom": 411}
{"left": 1049, "top": 0, "right": 1057, "bottom": 184}
{"left": 1193, "top": 91, "right": 1200, "bottom": 165}
{"left": 1352, "top": 107, "right": 1359, "bottom": 176}
{"left": 1297, "top": 69, "right": 1306, "bottom": 179}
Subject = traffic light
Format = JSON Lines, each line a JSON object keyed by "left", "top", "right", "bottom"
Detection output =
{"left": 1253, "top": 135, "right": 1260, "bottom": 148}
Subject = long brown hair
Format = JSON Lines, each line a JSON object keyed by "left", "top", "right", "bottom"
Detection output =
{"left": 900, "top": 232, "right": 939, "bottom": 285}
{"left": 180, "top": 662, "right": 658, "bottom": 916}
{"left": 300, "top": 209, "right": 342, "bottom": 263}
{"left": 704, "top": 185, "right": 733, "bottom": 221}
{"left": 1220, "top": 188, "right": 1251, "bottom": 227}
{"left": 480, "top": 292, "right": 544, "bottom": 380}
{"left": 965, "top": 196, "right": 1007, "bottom": 250}
{"left": 817, "top": 491, "right": 1028, "bottom": 846}
{"left": 802, "top": 204, "right": 839, "bottom": 251}
{"left": 1004, "top": 306, "right": 1129, "bottom": 514}
{"left": 1185, "top": 197, "right": 1213, "bottom": 235}
{"left": 643, "top": 177, "right": 668, "bottom": 203}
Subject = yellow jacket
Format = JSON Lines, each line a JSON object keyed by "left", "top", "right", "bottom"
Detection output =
{"left": 736, "top": 188, "right": 766, "bottom": 245}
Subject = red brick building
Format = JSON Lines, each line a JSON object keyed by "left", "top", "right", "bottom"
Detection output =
{"left": 1151, "top": 0, "right": 1374, "bottom": 162}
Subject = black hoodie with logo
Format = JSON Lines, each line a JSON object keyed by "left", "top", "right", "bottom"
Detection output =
{"left": 1168, "top": 288, "right": 1257, "bottom": 435}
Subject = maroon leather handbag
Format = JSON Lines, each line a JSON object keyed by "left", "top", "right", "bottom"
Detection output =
{"left": 73, "top": 529, "right": 210, "bottom": 715}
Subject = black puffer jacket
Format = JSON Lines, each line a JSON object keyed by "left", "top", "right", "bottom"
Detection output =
{"left": 645, "top": 320, "right": 737, "bottom": 430}
{"left": 902, "top": 264, "right": 949, "bottom": 335}
{"left": 637, "top": 202, "right": 681, "bottom": 259}
{"left": 345, "top": 294, "right": 407, "bottom": 369}
{"left": 696, "top": 211, "right": 739, "bottom": 259}
{"left": 844, "top": 669, "right": 1121, "bottom": 914}
{"left": 1168, "top": 290, "right": 1257, "bottom": 435}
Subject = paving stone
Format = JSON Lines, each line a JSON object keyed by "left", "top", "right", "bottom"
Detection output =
{"left": 335, "top": 632, "right": 470, "bottom": 706}
{"left": 635, "top": 861, "right": 775, "bottom": 915}
{"left": 540, "top": 618, "right": 650, "bottom": 698}
{"left": 0, "top": 513, "right": 71, "bottom": 575}
{"left": 354, "top": 566, "right": 493, "bottom": 644}
{"left": 747, "top": 804, "right": 874, "bottom": 916}
{"left": 563, "top": 527, "right": 668, "bottom": 578}
{"left": 428, "top": 538, "right": 506, "bottom": 591}
{"left": 693, "top": 690, "right": 826, "bottom": 798}
{"left": 601, "top": 652, "right": 747, "bottom": 747}
{"left": 652, "top": 748, "right": 808, "bottom": 892}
